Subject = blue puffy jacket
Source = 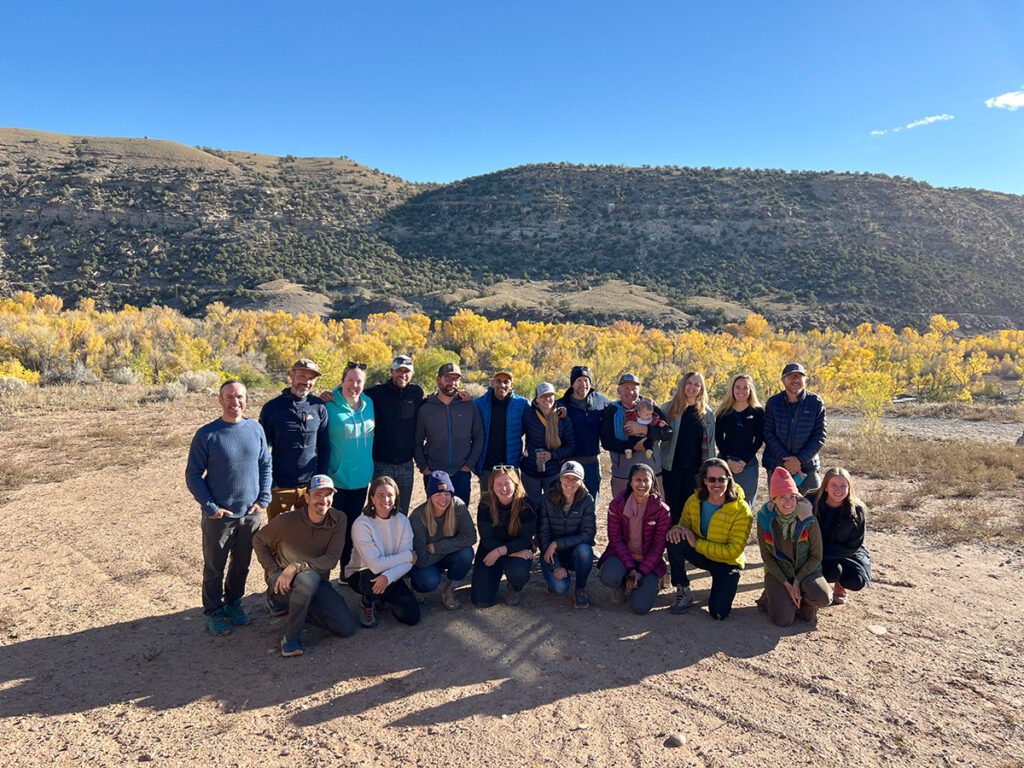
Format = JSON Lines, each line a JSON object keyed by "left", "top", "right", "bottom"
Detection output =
{"left": 474, "top": 390, "right": 529, "bottom": 473}
{"left": 762, "top": 390, "right": 827, "bottom": 475}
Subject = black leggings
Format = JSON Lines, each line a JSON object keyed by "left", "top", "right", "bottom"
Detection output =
{"left": 470, "top": 555, "right": 532, "bottom": 607}
{"left": 822, "top": 558, "right": 869, "bottom": 591}
{"left": 345, "top": 570, "right": 420, "bottom": 625}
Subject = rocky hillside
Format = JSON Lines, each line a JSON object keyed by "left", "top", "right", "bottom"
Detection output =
{"left": 2, "top": 127, "right": 1023, "bottom": 330}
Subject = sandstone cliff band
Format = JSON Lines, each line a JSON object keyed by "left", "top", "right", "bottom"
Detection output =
{"left": 185, "top": 357, "right": 870, "bottom": 657}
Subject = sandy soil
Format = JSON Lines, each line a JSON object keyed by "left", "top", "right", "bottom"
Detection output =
{"left": 1, "top": 389, "right": 1022, "bottom": 767}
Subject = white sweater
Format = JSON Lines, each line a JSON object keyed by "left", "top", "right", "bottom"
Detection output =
{"left": 345, "top": 513, "right": 415, "bottom": 585}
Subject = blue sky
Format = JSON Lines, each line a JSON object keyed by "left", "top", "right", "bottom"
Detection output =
{"left": 3, "top": 1, "right": 1023, "bottom": 193}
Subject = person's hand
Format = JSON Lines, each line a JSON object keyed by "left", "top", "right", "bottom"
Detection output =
{"left": 246, "top": 503, "right": 264, "bottom": 516}
{"left": 456, "top": 390, "right": 471, "bottom": 402}
{"left": 461, "top": 465, "right": 472, "bottom": 474}
{"left": 627, "top": 569, "right": 642, "bottom": 589}
{"left": 209, "top": 508, "right": 231, "bottom": 519}
{"left": 727, "top": 459, "right": 745, "bottom": 475}
{"left": 320, "top": 390, "right": 334, "bottom": 403}
{"left": 371, "top": 574, "right": 389, "bottom": 594}
{"left": 422, "top": 467, "right": 431, "bottom": 476}
{"left": 511, "top": 549, "right": 533, "bottom": 560}
{"left": 536, "top": 450, "right": 551, "bottom": 464}
{"left": 409, "top": 551, "right": 417, "bottom": 565}
{"left": 623, "top": 422, "right": 648, "bottom": 437}
{"left": 666, "top": 525, "right": 684, "bottom": 545}
{"left": 553, "top": 567, "right": 568, "bottom": 581}
{"left": 483, "top": 548, "right": 502, "bottom": 567}
{"left": 784, "top": 581, "right": 802, "bottom": 608}
{"left": 543, "top": 542, "right": 558, "bottom": 564}
{"left": 683, "top": 527, "right": 696, "bottom": 547}
{"left": 427, "top": 543, "right": 435, "bottom": 555}
{"left": 274, "top": 565, "right": 297, "bottom": 594}
{"left": 784, "top": 456, "right": 802, "bottom": 475}
{"left": 635, "top": 439, "right": 646, "bottom": 450}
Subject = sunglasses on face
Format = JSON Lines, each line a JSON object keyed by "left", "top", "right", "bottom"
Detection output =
{"left": 346, "top": 361, "right": 367, "bottom": 370}
{"left": 705, "top": 476, "right": 727, "bottom": 484}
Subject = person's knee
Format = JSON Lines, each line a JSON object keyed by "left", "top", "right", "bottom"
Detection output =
{"left": 293, "top": 570, "right": 321, "bottom": 593}
{"left": 549, "top": 578, "right": 570, "bottom": 595}
{"left": 396, "top": 605, "right": 421, "bottom": 626}
{"left": 843, "top": 573, "right": 867, "bottom": 591}
{"left": 630, "top": 595, "right": 654, "bottom": 615}
{"left": 598, "top": 566, "right": 621, "bottom": 588}
{"left": 411, "top": 569, "right": 442, "bottom": 593}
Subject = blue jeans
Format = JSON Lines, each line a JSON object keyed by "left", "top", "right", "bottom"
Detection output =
{"left": 410, "top": 547, "right": 474, "bottom": 592}
{"left": 732, "top": 456, "right": 759, "bottom": 510}
{"left": 581, "top": 461, "right": 601, "bottom": 506}
{"left": 423, "top": 469, "right": 471, "bottom": 506}
{"left": 541, "top": 543, "right": 594, "bottom": 594}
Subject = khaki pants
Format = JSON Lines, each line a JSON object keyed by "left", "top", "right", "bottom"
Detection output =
{"left": 267, "top": 487, "right": 307, "bottom": 521}
{"left": 763, "top": 572, "right": 832, "bottom": 626}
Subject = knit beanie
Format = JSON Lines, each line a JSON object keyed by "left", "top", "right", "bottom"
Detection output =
{"left": 570, "top": 365, "right": 592, "bottom": 384}
{"left": 426, "top": 470, "right": 453, "bottom": 497}
{"left": 769, "top": 466, "right": 799, "bottom": 499}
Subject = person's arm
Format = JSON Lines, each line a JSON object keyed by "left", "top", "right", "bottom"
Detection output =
{"left": 761, "top": 399, "right": 787, "bottom": 465}
{"left": 464, "top": 405, "right": 485, "bottom": 471}
{"left": 694, "top": 502, "right": 753, "bottom": 563}
{"left": 555, "top": 495, "right": 595, "bottom": 550}
{"left": 316, "top": 404, "right": 331, "bottom": 475}
{"left": 715, "top": 411, "right": 728, "bottom": 458}
{"left": 504, "top": 505, "right": 536, "bottom": 553}
{"left": 646, "top": 406, "right": 673, "bottom": 442}
{"left": 703, "top": 410, "right": 716, "bottom": 460}
{"left": 638, "top": 504, "right": 670, "bottom": 576}
{"left": 258, "top": 402, "right": 274, "bottom": 450}
{"left": 380, "top": 517, "right": 416, "bottom": 584}
{"left": 410, "top": 509, "right": 434, "bottom": 566}
{"left": 432, "top": 502, "right": 478, "bottom": 556}
{"left": 600, "top": 405, "right": 633, "bottom": 453}
{"left": 828, "top": 504, "right": 867, "bottom": 558}
{"left": 414, "top": 406, "right": 428, "bottom": 471}
{"left": 794, "top": 518, "right": 824, "bottom": 584}
{"left": 352, "top": 518, "right": 414, "bottom": 577}
{"left": 797, "top": 400, "right": 827, "bottom": 467}
{"left": 184, "top": 430, "right": 220, "bottom": 517}
{"left": 256, "top": 428, "right": 272, "bottom": 509}
{"left": 477, "top": 504, "right": 501, "bottom": 553}
{"left": 756, "top": 517, "right": 789, "bottom": 585}
{"left": 746, "top": 408, "right": 765, "bottom": 461}
{"left": 538, "top": 497, "right": 554, "bottom": 552}
{"left": 298, "top": 521, "right": 347, "bottom": 575}
{"left": 252, "top": 515, "right": 284, "bottom": 574}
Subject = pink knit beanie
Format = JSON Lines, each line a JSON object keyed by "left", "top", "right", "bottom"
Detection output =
{"left": 769, "top": 467, "right": 799, "bottom": 499}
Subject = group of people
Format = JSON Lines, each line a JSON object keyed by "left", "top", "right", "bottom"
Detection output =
{"left": 185, "top": 355, "right": 871, "bottom": 657}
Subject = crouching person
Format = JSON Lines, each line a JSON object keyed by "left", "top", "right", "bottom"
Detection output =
{"left": 252, "top": 474, "right": 357, "bottom": 657}
{"left": 538, "top": 461, "right": 597, "bottom": 609}
{"left": 756, "top": 468, "right": 832, "bottom": 627}
{"left": 410, "top": 470, "right": 478, "bottom": 610}
{"left": 345, "top": 476, "right": 421, "bottom": 628}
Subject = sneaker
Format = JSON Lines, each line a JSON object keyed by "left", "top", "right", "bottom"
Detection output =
{"left": 441, "top": 583, "right": 461, "bottom": 611}
{"left": 206, "top": 608, "right": 232, "bottom": 636}
{"left": 266, "top": 594, "right": 288, "bottom": 617}
{"left": 360, "top": 598, "right": 377, "bottom": 628}
{"left": 573, "top": 589, "right": 590, "bottom": 609}
{"left": 223, "top": 600, "right": 251, "bottom": 626}
{"left": 832, "top": 584, "right": 848, "bottom": 606}
{"left": 505, "top": 587, "right": 522, "bottom": 607}
{"left": 280, "top": 636, "right": 304, "bottom": 657}
{"left": 669, "top": 586, "right": 693, "bottom": 614}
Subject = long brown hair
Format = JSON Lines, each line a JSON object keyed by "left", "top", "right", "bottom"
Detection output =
{"left": 422, "top": 492, "right": 458, "bottom": 538}
{"left": 668, "top": 371, "right": 709, "bottom": 422}
{"left": 487, "top": 467, "right": 527, "bottom": 536}
{"left": 548, "top": 473, "right": 587, "bottom": 507}
{"left": 715, "top": 373, "right": 763, "bottom": 418}
{"left": 533, "top": 399, "right": 564, "bottom": 450}
{"left": 363, "top": 476, "right": 400, "bottom": 518}
{"left": 696, "top": 458, "right": 739, "bottom": 503}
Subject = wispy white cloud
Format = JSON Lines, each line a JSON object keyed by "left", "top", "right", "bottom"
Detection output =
{"left": 905, "top": 114, "right": 954, "bottom": 129}
{"left": 870, "top": 113, "right": 954, "bottom": 137}
{"left": 985, "top": 89, "right": 1024, "bottom": 111}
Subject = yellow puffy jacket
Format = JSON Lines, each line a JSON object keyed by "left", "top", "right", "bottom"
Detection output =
{"left": 680, "top": 492, "right": 753, "bottom": 568}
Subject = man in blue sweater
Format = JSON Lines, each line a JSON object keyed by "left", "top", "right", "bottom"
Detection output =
{"left": 763, "top": 362, "right": 827, "bottom": 493}
{"left": 258, "top": 358, "right": 330, "bottom": 521}
{"left": 186, "top": 379, "right": 272, "bottom": 636}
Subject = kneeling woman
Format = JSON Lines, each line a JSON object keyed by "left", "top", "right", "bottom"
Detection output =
{"left": 665, "top": 459, "right": 752, "bottom": 619}
{"left": 410, "top": 470, "right": 478, "bottom": 610}
{"left": 807, "top": 466, "right": 872, "bottom": 605}
{"left": 756, "top": 468, "right": 832, "bottom": 626}
{"left": 471, "top": 467, "right": 536, "bottom": 607}
{"left": 344, "top": 476, "right": 420, "bottom": 628}
{"left": 538, "top": 461, "right": 597, "bottom": 609}
{"left": 598, "top": 463, "right": 670, "bottom": 615}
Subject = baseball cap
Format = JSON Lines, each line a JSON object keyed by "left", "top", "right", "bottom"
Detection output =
{"left": 437, "top": 362, "right": 462, "bottom": 377}
{"left": 559, "top": 461, "right": 585, "bottom": 480}
{"left": 782, "top": 363, "right": 807, "bottom": 378}
{"left": 290, "top": 358, "right": 321, "bottom": 376}
{"left": 535, "top": 382, "right": 556, "bottom": 397}
{"left": 618, "top": 373, "right": 641, "bottom": 385}
{"left": 492, "top": 369, "right": 514, "bottom": 380}
{"left": 391, "top": 355, "right": 414, "bottom": 372}
{"left": 307, "top": 474, "right": 335, "bottom": 492}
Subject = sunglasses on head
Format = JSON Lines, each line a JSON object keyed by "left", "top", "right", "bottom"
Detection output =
{"left": 492, "top": 465, "right": 519, "bottom": 473}
{"left": 705, "top": 475, "right": 728, "bottom": 484}
{"left": 346, "top": 361, "right": 367, "bottom": 370}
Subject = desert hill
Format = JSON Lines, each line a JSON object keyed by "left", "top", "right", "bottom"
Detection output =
{"left": 2, "top": 127, "right": 1023, "bottom": 329}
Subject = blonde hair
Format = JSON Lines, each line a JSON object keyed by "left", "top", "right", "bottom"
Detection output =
{"left": 534, "top": 399, "right": 564, "bottom": 450}
{"left": 487, "top": 467, "right": 527, "bottom": 537}
{"left": 813, "top": 467, "right": 863, "bottom": 517}
{"left": 668, "top": 372, "right": 709, "bottom": 422}
{"left": 715, "top": 374, "right": 763, "bottom": 418}
{"left": 422, "top": 493, "right": 457, "bottom": 538}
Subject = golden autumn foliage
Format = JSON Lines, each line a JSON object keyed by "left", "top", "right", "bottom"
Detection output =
{"left": 0, "top": 295, "right": 1012, "bottom": 405}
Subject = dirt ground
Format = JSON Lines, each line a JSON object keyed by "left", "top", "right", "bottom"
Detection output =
{"left": 1, "top": 387, "right": 1022, "bottom": 768}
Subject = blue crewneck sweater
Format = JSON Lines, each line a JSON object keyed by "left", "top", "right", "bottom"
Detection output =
{"left": 186, "top": 418, "right": 272, "bottom": 517}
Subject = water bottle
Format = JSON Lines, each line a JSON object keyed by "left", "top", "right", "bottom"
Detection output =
{"left": 536, "top": 449, "right": 547, "bottom": 474}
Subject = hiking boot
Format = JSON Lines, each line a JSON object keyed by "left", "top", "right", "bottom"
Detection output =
{"left": 360, "top": 598, "right": 378, "bottom": 628}
{"left": 573, "top": 589, "right": 590, "bottom": 609}
{"left": 669, "top": 586, "right": 693, "bottom": 614}
{"left": 441, "top": 583, "right": 461, "bottom": 611}
{"left": 223, "top": 600, "right": 251, "bottom": 626}
{"left": 266, "top": 594, "right": 288, "bottom": 617}
{"left": 206, "top": 608, "right": 232, "bottom": 636}
{"left": 798, "top": 602, "right": 819, "bottom": 626}
{"left": 832, "top": 584, "right": 848, "bottom": 606}
{"left": 505, "top": 587, "right": 522, "bottom": 607}
{"left": 280, "top": 636, "right": 304, "bottom": 657}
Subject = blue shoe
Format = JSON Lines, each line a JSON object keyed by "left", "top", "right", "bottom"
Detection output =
{"left": 266, "top": 594, "right": 288, "bottom": 617}
{"left": 280, "top": 636, "right": 303, "bottom": 657}
{"left": 223, "top": 600, "right": 251, "bottom": 626}
{"left": 206, "top": 608, "right": 232, "bottom": 636}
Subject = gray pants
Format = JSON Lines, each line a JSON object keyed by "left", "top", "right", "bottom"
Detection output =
{"left": 373, "top": 460, "right": 414, "bottom": 515}
{"left": 269, "top": 569, "right": 357, "bottom": 643}
{"left": 201, "top": 513, "right": 260, "bottom": 614}
{"left": 598, "top": 556, "right": 661, "bottom": 615}
{"left": 763, "top": 572, "right": 832, "bottom": 626}
{"left": 521, "top": 474, "right": 552, "bottom": 511}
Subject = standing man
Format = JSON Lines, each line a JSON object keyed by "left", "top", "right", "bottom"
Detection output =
{"left": 558, "top": 365, "right": 611, "bottom": 503}
{"left": 185, "top": 379, "right": 272, "bottom": 636}
{"left": 363, "top": 355, "right": 423, "bottom": 516}
{"left": 415, "top": 362, "right": 484, "bottom": 505}
{"left": 600, "top": 373, "right": 672, "bottom": 499}
{"left": 474, "top": 369, "right": 529, "bottom": 494}
{"left": 259, "top": 358, "right": 330, "bottom": 521}
{"left": 763, "top": 362, "right": 827, "bottom": 493}
{"left": 252, "top": 474, "right": 357, "bottom": 657}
